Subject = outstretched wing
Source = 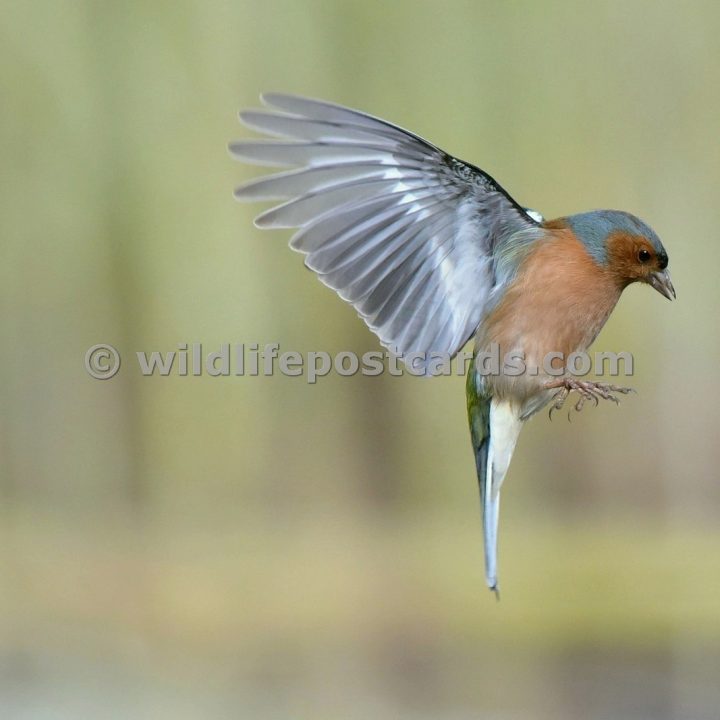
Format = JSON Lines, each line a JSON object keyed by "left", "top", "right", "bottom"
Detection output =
{"left": 231, "top": 93, "right": 543, "bottom": 369}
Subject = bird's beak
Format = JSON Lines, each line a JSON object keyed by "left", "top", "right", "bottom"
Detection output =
{"left": 649, "top": 269, "right": 676, "bottom": 300}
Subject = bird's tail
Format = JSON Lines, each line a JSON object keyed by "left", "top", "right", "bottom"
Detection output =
{"left": 466, "top": 362, "right": 523, "bottom": 595}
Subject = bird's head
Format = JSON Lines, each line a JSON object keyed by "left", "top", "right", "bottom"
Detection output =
{"left": 565, "top": 210, "right": 675, "bottom": 300}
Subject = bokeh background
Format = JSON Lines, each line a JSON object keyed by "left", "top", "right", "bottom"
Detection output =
{"left": 2, "top": 2, "right": 719, "bottom": 718}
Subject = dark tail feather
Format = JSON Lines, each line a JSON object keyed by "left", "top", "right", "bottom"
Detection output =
{"left": 466, "top": 364, "right": 498, "bottom": 595}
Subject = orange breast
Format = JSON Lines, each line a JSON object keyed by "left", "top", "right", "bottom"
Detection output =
{"left": 477, "top": 228, "right": 622, "bottom": 392}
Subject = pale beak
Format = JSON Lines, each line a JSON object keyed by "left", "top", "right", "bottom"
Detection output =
{"left": 649, "top": 269, "right": 676, "bottom": 300}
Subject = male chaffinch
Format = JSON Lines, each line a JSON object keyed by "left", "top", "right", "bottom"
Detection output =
{"left": 231, "top": 94, "right": 675, "bottom": 594}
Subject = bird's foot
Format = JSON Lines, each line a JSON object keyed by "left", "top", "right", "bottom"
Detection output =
{"left": 545, "top": 378, "right": 634, "bottom": 418}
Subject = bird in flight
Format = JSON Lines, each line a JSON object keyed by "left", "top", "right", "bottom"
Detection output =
{"left": 230, "top": 94, "right": 675, "bottom": 595}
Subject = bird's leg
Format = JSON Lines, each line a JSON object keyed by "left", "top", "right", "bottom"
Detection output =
{"left": 545, "top": 377, "right": 634, "bottom": 417}
{"left": 548, "top": 386, "right": 569, "bottom": 419}
{"left": 547, "top": 381, "right": 595, "bottom": 419}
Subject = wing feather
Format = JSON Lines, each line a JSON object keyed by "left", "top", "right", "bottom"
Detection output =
{"left": 232, "top": 94, "right": 544, "bottom": 369}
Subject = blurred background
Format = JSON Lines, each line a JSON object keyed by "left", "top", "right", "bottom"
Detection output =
{"left": 2, "top": 2, "right": 719, "bottom": 718}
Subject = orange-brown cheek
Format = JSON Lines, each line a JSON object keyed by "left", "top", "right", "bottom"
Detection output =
{"left": 605, "top": 231, "right": 655, "bottom": 286}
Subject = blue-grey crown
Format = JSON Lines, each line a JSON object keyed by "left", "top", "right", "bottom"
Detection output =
{"left": 566, "top": 210, "right": 665, "bottom": 266}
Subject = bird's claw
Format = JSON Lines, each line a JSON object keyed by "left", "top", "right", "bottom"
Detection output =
{"left": 546, "top": 379, "right": 634, "bottom": 418}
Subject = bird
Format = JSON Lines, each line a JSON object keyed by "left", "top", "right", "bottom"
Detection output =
{"left": 230, "top": 93, "right": 675, "bottom": 594}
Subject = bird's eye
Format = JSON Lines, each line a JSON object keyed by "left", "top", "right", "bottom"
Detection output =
{"left": 638, "top": 249, "right": 651, "bottom": 263}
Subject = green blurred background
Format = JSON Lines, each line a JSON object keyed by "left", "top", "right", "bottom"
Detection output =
{"left": 2, "top": 2, "right": 719, "bottom": 718}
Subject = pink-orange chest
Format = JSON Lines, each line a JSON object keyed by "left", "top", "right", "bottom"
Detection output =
{"left": 479, "top": 231, "right": 622, "bottom": 365}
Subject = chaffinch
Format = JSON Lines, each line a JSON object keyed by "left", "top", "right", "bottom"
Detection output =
{"left": 231, "top": 94, "right": 675, "bottom": 594}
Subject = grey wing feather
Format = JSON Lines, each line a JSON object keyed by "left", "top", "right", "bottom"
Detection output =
{"left": 231, "top": 93, "right": 543, "bottom": 370}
